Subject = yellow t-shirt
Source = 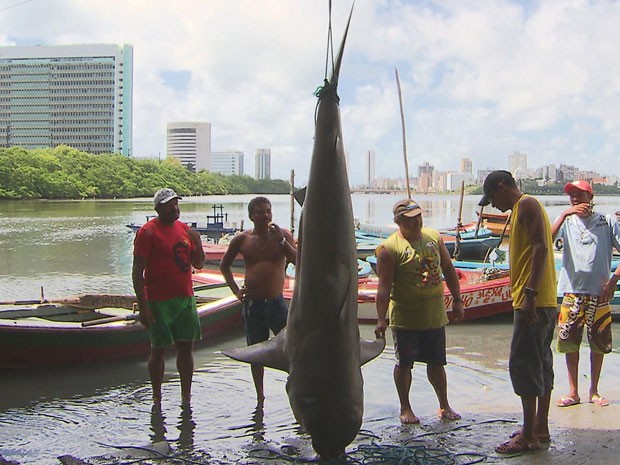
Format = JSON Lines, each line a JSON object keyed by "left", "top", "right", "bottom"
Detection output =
{"left": 509, "top": 195, "right": 557, "bottom": 309}
{"left": 377, "top": 228, "right": 448, "bottom": 330}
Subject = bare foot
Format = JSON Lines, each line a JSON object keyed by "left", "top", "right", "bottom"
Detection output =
{"left": 399, "top": 408, "right": 420, "bottom": 424}
{"left": 439, "top": 407, "right": 461, "bottom": 420}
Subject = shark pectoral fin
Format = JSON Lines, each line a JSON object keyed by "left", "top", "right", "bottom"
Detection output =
{"left": 359, "top": 337, "right": 385, "bottom": 366}
{"left": 222, "top": 331, "right": 289, "bottom": 372}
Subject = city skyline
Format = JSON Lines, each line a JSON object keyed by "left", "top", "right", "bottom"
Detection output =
{"left": 2, "top": 1, "right": 620, "bottom": 184}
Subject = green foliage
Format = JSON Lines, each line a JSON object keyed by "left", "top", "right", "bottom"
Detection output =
{"left": 0, "top": 146, "right": 292, "bottom": 200}
{"left": 468, "top": 179, "right": 620, "bottom": 196}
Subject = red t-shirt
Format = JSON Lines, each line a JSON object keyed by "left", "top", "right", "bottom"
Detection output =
{"left": 133, "top": 218, "right": 195, "bottom": 301}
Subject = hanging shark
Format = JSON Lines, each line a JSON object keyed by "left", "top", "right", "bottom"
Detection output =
{"left": 222, "top": 4, "right": 385, "bottom": 459}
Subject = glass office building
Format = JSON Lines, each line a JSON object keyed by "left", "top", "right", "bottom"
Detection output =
{"left": 0, "top": 44, "right": 133, "bottom": 156}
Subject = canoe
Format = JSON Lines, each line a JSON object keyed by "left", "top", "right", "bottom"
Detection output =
{"left": 0, "top": 283, "right": 242, "bottom": 369}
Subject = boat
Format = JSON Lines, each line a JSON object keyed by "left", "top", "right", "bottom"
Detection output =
{"left": 356, "top": 268, "right": 513, "bottom": 323}
{"left": 0, "top": 283, "right": 243, "bottom": 369}
{"left": 192, "top": 267, "right": 512, "bottom": 324}
{"left": 285, "top": 259, "right": 372, "bottom": 279}
{"left": 476, "top": 211, "right": 511, "bottom": 237}
{"left": 203, "top": 243, "right": 244, "bottom": 268}
{"left": 126, "top": 204, "right": 242, "bottom": 242}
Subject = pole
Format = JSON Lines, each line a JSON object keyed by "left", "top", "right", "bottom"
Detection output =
{"left": 289, "top": 169, "right": 295, "bottom": 234}
{"left": 395, "top": 67, "right": 411, "bottom": 199}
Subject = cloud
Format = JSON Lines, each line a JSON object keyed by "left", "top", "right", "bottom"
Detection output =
{"left": 1, "top": 0, "right": 619, "bottom": 184}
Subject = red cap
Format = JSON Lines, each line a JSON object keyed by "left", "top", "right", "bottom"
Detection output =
{"left": 563, "top": 180, "right": 593, "bottom": 195}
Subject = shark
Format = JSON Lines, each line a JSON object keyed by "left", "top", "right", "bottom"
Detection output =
{"left": 222, "top": 4, "right": 385, "bottom": 459}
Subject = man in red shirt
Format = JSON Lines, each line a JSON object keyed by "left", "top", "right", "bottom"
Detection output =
{"left": 132, "top": 188, "right": 206, "bottom": 406}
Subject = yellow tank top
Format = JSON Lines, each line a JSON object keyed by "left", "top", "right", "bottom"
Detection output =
{"left": 377, "top": 228, "right": 448, "bottom": 330}
{"left": 509, "top": 195, "right": 557, "bottom": 309}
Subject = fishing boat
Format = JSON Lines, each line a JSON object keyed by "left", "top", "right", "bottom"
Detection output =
{"left": 356, "top": 268, "right": 513, "bottom": 323}
{"left": 192, "top": 267, "right": 512, "bottom": 324}
{"left": 126, "top": 204, "right": 242, "bottom": 242}
{"left": 0, "top": 283, "right": 242, "bottom": 369}
{"left": 285, "top": 259, "right": 372, "bottom": 279}
{"left": 476, "top": 211, "right": 511, "bottom": 237}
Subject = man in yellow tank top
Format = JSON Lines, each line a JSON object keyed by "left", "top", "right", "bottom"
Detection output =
{"left": 479, "top": 170, "right": 557, "bottom": 454}
{"left": 374, "top": 199, "right": 464, "bottom": 425}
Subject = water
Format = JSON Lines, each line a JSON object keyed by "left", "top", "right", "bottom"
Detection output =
{"left": 2, "top": 194, "right": 620, "bottom": 464}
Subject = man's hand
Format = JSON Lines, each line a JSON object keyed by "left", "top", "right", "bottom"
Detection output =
{"left": 451, "top": 300, "right": 465, "bottom": 323}
{"left": 138, "top": 304, "right": 155, "bottom": 329}
{"left": 374, "top": 318, "right": 388, "bottom": 339}
{"left": 521, "top": 295, "right": 539, "bottom": 324}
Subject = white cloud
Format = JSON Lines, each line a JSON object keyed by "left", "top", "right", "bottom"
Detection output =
{"left": 1, "top": 0, "right": 619, "bottom": 184}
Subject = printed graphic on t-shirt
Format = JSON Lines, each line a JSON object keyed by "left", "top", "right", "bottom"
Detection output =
{"left": 172, "top": 241, "right": 191, "bottom": 272}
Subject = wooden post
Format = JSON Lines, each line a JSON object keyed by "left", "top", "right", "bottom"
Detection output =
{"left": 290, "top": 169, "right": 295, "bottom": 234}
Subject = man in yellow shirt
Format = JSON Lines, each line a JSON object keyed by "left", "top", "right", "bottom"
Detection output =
{"left": 479, "top": 170, "right": 557, "bottom": 454}
{"left": 374, "top": 199, "right": 464, "bottom": 424}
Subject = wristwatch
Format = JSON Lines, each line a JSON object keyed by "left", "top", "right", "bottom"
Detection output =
{"left": 524, "top": 287, "right": 538, "bottom": 298}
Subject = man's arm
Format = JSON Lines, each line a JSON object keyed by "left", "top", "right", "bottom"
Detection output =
{"left": 219, "top": 235, "right": 245, "bottom": 301}
{"left": 551, "top": 204, "right": 590, "bottom": 239}
{"left": 518, "top": 196, "right": 549, "bottom": 324}
{"left": 601, "top": 216, "right": 620, "bottom": 302}
{"left": 438, "top": 238, "right": 464, "bottom": 322}
{"left": 132, "top": 254, "right": 153, "bottom": 328}
{"left": 374, "top": 247, "right": 394, "bottom": 339}
{"left": 188, "top": 229, "right": 205, "bottom": 269}
{"left": 280, "top": 229, "right": 297, "bottom": 265}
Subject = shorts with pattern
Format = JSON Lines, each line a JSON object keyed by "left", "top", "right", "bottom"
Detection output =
{"left": 148, "top": 296, "right": 201, "bottom": 349}
{"left": 557, "top": 293, "right": 612, "bottom": 354}
{"left": 509, "top": 307, "right": 556, "bottom": 397}
{"left": 392, "top": 326, "right": 447, "bottom": 369}
{"left": 243, "top": 294, "right": 288, "bottom": 345}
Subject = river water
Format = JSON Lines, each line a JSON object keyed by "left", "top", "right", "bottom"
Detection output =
{"left": 2, "top": 193, "right": 620, "bottom": 464}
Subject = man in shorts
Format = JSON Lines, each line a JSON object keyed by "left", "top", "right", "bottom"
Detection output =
{"left": 132, "top": 188, "right": 205, "bottom": 406}
{"left": 479, "top": 171, "right": 557, "bottom": 454}
{"left": 552, "top": 180, "right": 620, "bottom": 408}
{"left": 220, "top": 196, "right": 297, "bottom": 404}
{"left": 374, "top": 199, "right": 464, "bottom": 425}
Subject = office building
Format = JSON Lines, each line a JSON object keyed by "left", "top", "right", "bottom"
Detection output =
{"left": 365, "top": 149, "right": 376, "bottom": 187}
{"left": 460, "top": 157, "right": 472, "bottom": 174}
{"left": 166, "top": 122, "right": 211, "bottom": 172}
{"left": 0, "top": 43, "right": 133, "bottom": 155}
{"left": 255, "top": 148, "right": 271, "bottom": 179}
{"left": 509, "top": 151, "right": 528, "bottom": 179}
{"left": 211, "top": 150, "right": 244, "bottom": 176}
{"left": 418, "top": 162, "right": 434, "bottom": 192}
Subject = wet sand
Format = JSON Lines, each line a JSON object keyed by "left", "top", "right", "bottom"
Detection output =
{"left": 2, "top": 318, "right": 620, "bottom": 464}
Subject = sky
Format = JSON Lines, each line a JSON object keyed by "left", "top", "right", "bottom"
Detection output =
{"left": 1, "top": 0, "right": 619, "bottom": 185}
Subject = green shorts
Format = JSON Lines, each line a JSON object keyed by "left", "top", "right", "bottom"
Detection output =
{"left": 148, "top": 296, "right": 201, "bottom": 349}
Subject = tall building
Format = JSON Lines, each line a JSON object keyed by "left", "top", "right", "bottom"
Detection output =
{"left": 365, "top": 149, "right": 376, "bottom": 187}
{"left": 509, "top": 151, "right": 528, "bottom": 179}
{"left": 0, "top": 43, "right": 133, "bottom": 155}
{"left": 460, "top": 157, "right": 472, "bottom": 174}
{"left": 255, "top": 148, "right": 271, "bottom": 179}
{"left": 211, "top": 150, "right": 244, "bottom": 176}
{"left": 418, "top": 162, "right": 434, "bottom": 192}
{"left": 166, "top": 122, "right": 211, "bottom": 172}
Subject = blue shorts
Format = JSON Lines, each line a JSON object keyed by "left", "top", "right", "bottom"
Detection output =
{"left": 509, "top": 307, "right": 556, "bottom": 397}
{"left": 392, "top": 326, "right": 447, "bottom": 369}
{"left": 242, "top": 294, "right": 288, "bottom": 345}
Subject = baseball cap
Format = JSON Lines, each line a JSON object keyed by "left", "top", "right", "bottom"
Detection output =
{"left": 393, "top": 199, "right": 423, "bottom": 221}
{"left": 563, "top": 180, "right": 593, "bottom": 195}
{"left": 153, "top": 188, "right": 181, "bottom": 207}
{"left": 479, "top": 170, "right": 515, "bottom": 206}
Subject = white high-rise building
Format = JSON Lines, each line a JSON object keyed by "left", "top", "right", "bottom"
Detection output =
{"left": 365, "top": 149, "right": 376, "bottom": 187}
{"left": 211, "top": 150, "right": 244, "bottom": 176}
{"left": 0, "top": 43, "right": 133, "bottom": 155}
{"left": 255, "top": 148, "right": 271, "bottom": 179}
{"left": 166, "top": 122, "right": 211, "bottom": 172}
{"left": 509, "top": 151, "right": 528, "bottom": 179}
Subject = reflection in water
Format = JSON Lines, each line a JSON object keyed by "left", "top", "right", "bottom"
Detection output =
{"left": 149, "top": 404, "right": 167, "bottom": 444}
{"left": 177, "top": 404, "right": 196, "bottom": 450}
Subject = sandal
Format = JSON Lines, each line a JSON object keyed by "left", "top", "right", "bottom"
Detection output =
{"left": 556, "top": 396, "right": 580, "bottom": 407}
{"left": 589, "top": 395, "right": 610, "bottom": 407}
{"left": 510, "top": 429, "right": 551, "bottom": 443}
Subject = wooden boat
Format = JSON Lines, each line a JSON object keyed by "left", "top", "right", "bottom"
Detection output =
{"left": 0, "top": 283, "right": 242, "bottom": 369}
{"left": 126, "top": 204, "right": 242, "bottom": 242}
{"left": 356, "top": 268, "right": 513, "bottom": 323}
{"left": 286, "top": 259, "right": 372, "bottom": 279}
{"left": 476, "top": 211, "right": 511, "bottom": 237}
{"left": 192, "top": 267, "right": 512, "bottom": 324}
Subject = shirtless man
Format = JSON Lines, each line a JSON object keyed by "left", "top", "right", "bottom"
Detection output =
{"left": 220, "top": 197, "right": 297, "bottom": 403}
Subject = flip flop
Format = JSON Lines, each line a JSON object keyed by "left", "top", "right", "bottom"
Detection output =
{"left": 510, "top": 429, "right": 551, "bottom": 443}
{"left": 495, "top": 435, "right": 541, "bottom": 454}
{"left": 556, "top": 396, "right": 580, "bottom": 407}
{"left": 589, "top": 395, "right": 610, "bottom": 407}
